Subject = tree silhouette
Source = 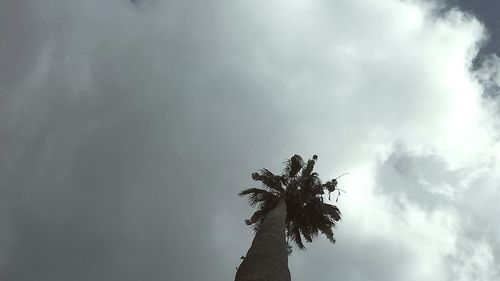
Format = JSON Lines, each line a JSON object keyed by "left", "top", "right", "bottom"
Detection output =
{"left": 235, "top": 154, "right": 342, "bottom": 281}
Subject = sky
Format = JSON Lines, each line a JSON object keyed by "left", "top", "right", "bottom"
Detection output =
{"left": 452, "top": 0, "right": 500, "bottom": 57}
{"left": 1, "top": 0, "right": 500, "bottom": 281}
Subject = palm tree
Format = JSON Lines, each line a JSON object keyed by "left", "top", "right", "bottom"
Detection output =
{"left": 235, "top": 154, "right": 342, "bottom": 281}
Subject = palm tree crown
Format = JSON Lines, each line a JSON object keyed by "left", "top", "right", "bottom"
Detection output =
{"left": 239, "top": 154, "right": 342, "bottom": 250}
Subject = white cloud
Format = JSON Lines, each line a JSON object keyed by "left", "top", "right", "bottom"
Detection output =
{"left": 205, "top": 1, "right": 500, "bottom": 280}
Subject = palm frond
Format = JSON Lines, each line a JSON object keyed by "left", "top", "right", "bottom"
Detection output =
{"left": 251, "top": 169, "right": 285, "bottom": 194}
{"left": 300, "top": 226, "right": 314, "bottom": 243}
{"left": 319, "top": 202, "right": 341, "bottom": 222}
{"left": 238, "top": 187, "right": 267, "bottom": 196}
{"left": 238, "top": 188, "right": 277, "bottom": 207}
{"left": 287, "top": 222, "right": 305, "bottom": 250}
{"left": 318, "top": 221, "right": 336, "bottom": 244}
{"left": 301, "top": 158, "right": 316, "bottom": 178}
{"left": 284, "top": 154, "right": 304, "bottom": 177}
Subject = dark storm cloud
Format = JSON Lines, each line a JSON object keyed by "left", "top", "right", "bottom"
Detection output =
{"left": 1, "top": 1, "right": 241, "bottom": 280}
{"left": 0, "top": 1, "right": 305, "bottom": 280}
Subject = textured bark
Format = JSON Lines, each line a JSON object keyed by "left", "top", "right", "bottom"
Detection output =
{"left": 235, "top": 199, "right": 291, "bottom": 281}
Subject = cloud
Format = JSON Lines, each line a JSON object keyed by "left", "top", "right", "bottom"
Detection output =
{"left": 1, "top": 0, "right": 500, "bottom": 281}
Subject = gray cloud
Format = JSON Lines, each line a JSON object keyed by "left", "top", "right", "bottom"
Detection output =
{"left": 376, "top": 146, "right": 468, "bottom": 208}
{"left": 1, "top": 1, "right": 500, "bottom": 281}
{"left": 0, "top": 1, "right": 43, "bottom": 95}
{"left": 0, "top": 1, "right": 299, "bottom": 280}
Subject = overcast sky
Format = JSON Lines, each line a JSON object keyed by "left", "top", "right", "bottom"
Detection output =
{"left": 1, "top": 0, "right": 500, "bottom": 280}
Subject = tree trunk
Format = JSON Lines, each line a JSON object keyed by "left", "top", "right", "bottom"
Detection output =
{"left": 235, "top": 199, "right": 291, "bottom": 281}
